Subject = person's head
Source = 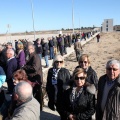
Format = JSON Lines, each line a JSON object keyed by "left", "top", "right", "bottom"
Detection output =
{"left": 78, "top": 54, "right": 90, "bottom": 70}
{"left": 6, "top": 42, "right": 12, "bottom": 49}
{"left": 6, "top": 48, "right": 15, "bottom": 59}
{"left": 28, "top": 44, "right": 35, "bottom": 54}
{"left": 73, "top": 68, "right": 87, "bottom": 87}
{"left": 53, "top": 55, "right": 64, "bottom": 68}
{"left": 0, "top": 44, "right": 4, "bottom": 52}
{"left": 14, "top": 82, "right": 33, "bottom": 103}
{"left": 17, "top": 42, "right": 24, "bottom": 50}
{"left": 13, "top": 69, "right": 28, "bottom": 85}
{"left": 36, "top": 38, "right": 41, "bottom": 44}
{"left": 106, "top": 60, "right": 120, "bottom": 80}
{"left": 47, "top": 37, "right": 51, "bottom": 41}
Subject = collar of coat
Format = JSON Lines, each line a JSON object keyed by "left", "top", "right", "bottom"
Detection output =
{"left": 72, "top": 82, "right": 96, "bottom": 95}
{"left": 105, "top": 74, "right": 120, "bottom": 87}
{"left": 86, "top": 83, "right": 96, "bottom": 95}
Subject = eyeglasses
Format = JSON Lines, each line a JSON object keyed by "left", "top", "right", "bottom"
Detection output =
{"left": 75, "top": 76, "right": 85, "bottom": 80}
{"left": 56, "top": 61, "right": 63, "bottom": 63}
{"left": 79, "top": 61, "right": 88, "bottom": 64}
{"left": 107, "top": 68, "right": 118, "bottom": 71}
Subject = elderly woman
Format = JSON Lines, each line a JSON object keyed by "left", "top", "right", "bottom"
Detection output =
{"left": 46, "top": 55, "right": 71, "bottom": 119}
{"left": 16, "top": 42, "right": 26, "bottom": 68}
{"left": 62, "top": 68, "right": 95, "bottom": 120}
{"left": 13, "top": 69, "right": 36, "bottom": 87}
{"left": 76, "top": 54, "right": 98, "bottom": 90}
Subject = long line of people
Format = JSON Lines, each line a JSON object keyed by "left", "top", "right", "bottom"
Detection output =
{"left": 0, "top": 32, "right": 95, "bottom": 120}
{"left": 0, "top": 31, "right": 119, "bottom": 120}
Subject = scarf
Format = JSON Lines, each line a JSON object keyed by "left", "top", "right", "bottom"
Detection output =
{"left": 52, "top": 68, "right": 60, "bottom": 102}
{"left": 70, "top": 87, "right": 83, "bottom": 109}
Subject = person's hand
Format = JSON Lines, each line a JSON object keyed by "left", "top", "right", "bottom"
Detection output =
{"left": 73, "top": 115, "right": 76, "bottom": 120}
{"left": 68, "top": 114, "right": 74, "bottom": 120}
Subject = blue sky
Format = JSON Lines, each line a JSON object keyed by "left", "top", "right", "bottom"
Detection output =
{"left": 0, "top": 0, "right": 119, "bottom": 33}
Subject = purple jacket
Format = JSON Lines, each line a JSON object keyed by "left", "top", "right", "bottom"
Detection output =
{"left": 17, "top": 50, "right": 26, "bottom": 68}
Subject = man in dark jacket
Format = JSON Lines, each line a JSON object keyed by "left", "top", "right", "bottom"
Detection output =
{"left": 48, "top": 37, "right": 54, "bottom": 60}
{"left": 23, "top": 44, "right": 43, "bottom": 110}
{"left": 42, "top": 39, "right": 49, "bottom": 68}
{"left": 96, "top": 59, "right": 120, "bottom": 120}
{"left": 6, "top": 49, "right": 18, "bottom": 94}
{"left": 96, "top": 34, "right": 100, "bottom": 43}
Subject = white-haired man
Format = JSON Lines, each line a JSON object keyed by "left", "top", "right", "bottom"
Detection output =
{"left": 6, "top": 48, "right": 18, "bottom": 94}
{"left": 23, "top": 44, "right": 43, "bottom": 110}
{"left": 10, "top": 81, "right": 40, "bottom": 120}
{"left": 96, "top": 59, "right": 120, "bottom": 120}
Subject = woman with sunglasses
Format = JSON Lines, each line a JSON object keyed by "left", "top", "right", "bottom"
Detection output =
{"left": 46, "top": 55, "right": 71, "bottom": 119}
{"left": 61, "top": 68, "right": 95, "bottom": 120}
{"left": 76, "top": 54, "right": 98, "bottom": 90}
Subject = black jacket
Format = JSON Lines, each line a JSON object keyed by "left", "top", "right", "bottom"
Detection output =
{"left": 96, "top": 74, "right": 120, "bottom": 120}
{"left": 46, "top": 67, "right": 71, "bottom": 111}
{"left": 23, "top": 52, "right": 43, "bottom": 85}
{"left": 42, "top": 43, "right": 49, "bottom": 57}
{"left": 62, "top": 85, "right": 96, "bottom": 120}
{"left": 48, "top": 40, "right": 54, "bottom": 47}
{"left": 35, "top": 43, "right": 43, "bottom": 54}
{"left": 76, "top": 66, "right": 98, "bottom": 90}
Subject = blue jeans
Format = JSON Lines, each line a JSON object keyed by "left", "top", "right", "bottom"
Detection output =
{"left": 38, "top": 54, "right": 42, "bottom": 59}
{"left": 44, "top": 55, "right": 49, "bottom": 67}
{"left": 49, "top": 47, "right": 54, "bottom": 59}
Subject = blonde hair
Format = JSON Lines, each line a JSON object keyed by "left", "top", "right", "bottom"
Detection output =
{"left": 17, "top": 43, "right": 24, "bottom": 50}
{"left": 78, "top": 54, "right": 90, "bottom": 65}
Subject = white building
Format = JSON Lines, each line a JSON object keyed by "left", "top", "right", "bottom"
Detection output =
{"left": 102, "top": 19, "right": 113, "bottom": 32}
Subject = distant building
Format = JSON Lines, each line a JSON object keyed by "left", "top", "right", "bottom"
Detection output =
{"left": 101, "top": 19, "right": 113, "bottom": 32}
{"left": 114, "top": 25, "right": 120, "bottom": 31}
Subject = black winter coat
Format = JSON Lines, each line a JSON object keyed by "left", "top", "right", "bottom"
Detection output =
{"left": 23, "top": 52, "right": 43, "bottom": 85}
{"left": 42, "top": 43, "right": 49, "bottom": 57}
{"left": 46, "top": 67, "right": 71, "bottom": 111}
{"left": 96, "top": 74, "right": 120, "bottom": 120}
{"left": 62, "top": 85, "right": 95, "bottom": 120}
{"left": 35, "top": 43, "right": 43, "bottom": 54}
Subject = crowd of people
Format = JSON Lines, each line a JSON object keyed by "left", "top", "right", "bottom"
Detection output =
{"left": 0, "top": 31, "right": 119, "bottom": 120}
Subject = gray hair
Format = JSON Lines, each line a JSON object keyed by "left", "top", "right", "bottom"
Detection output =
{"left": 14, "top": 81, "right": 33, "bottom": 101}
{"left": 7, "top": 49, "right": 15, "bottom": 56}
{"left": 0, "top": 44, "right": 4, "bottom": 51}
{"left": 106, "top": 60, "right": 120, "bottom": 69}
{"left": 52, "top": 55, "right": 64, "bottom": 67}
{"left": 28, "top": 44, "right": 35, "bottom": 50}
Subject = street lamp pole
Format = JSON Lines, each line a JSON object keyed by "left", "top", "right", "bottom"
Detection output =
{"left": 30, "top": 0, "right": 36, "bottom": 41}
{"left": 72, "top": 0, "right": 74, "bottom": 34}
{"left": 79, "top": 17, "right": 80, "bottom": 32}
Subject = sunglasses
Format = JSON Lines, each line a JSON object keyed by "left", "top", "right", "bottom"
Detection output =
{"left": 56, "top": 61, "right": 63, "bottom": 63}
{"left": 107, "top": 68, "right": 118, "bottom": 71}
{"left": 79, "top": 61, "right": 88, "bottom": 64}
{"left": 75, "top": 76, "right": 85, "bottom": 80}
